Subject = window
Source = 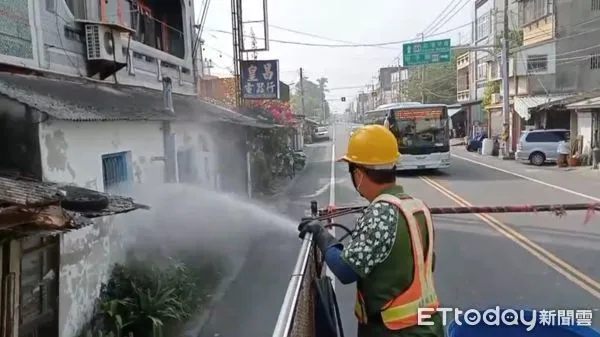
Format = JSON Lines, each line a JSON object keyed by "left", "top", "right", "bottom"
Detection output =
{"left": 102, "top": 152, "right": 132, "bottom": 190}
{"left": 64, "top": 0, "right": 86, "bottom": 18}
{"left": 477, "top": 62, "right": 488, "bottom": 81}
{"left": 520, "top": 0, "right": 552, "bottom": 25}
{"left": 593, "top": 0, "right": 600, "bottom": 11}
{"left": 476, "top": 13, "right": 491, "bottom": 40}
{"left": 525, "top": 131, "right": 567, "bottom": 142}
{"left": 591, "top": 52, "right": 600, "bottom": 69}
{"left": 526, "top": 55, "right": 548, "bottom": 73}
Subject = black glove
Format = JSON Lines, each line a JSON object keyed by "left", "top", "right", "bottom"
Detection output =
{"left": 297, "top": 217, "right": 324, "bottom": 239}
{"left": 297, "top": 218, "right": 339, "bottom": 252}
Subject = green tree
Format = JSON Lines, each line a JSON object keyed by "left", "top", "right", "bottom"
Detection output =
{"left": 404, "top": 53, "right": 457, "bottom": 104}
{"left": 316, "top": 77, "right": 330, "bottom": 120}
{"left": 290, "top": 74, "right": 330, "bottom": 121}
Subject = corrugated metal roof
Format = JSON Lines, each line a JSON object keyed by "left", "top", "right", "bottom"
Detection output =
{"left": 0, "top": 72, "right": 261, "bottom": 126}
{"left": 567, "top": 95, "right": 600, "bottom": 109}
{"left": 514, "top": 95, "right": 572, "bottom": 119}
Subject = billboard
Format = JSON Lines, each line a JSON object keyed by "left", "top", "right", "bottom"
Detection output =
{"left": 240, "top": 60, "right": 280, "bottom": 99}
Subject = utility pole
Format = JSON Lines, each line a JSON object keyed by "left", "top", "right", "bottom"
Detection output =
{"left": 397, "top": 59, "right": 402, "bottom": 102}
{"left": 299, "top": 67, "right": 306, "bottom": 116}
{"left": 419, "top": 33, "right": 425, "bottom": 104}
{"left": 501, "top": 0, "right": 510, "bottom": 157}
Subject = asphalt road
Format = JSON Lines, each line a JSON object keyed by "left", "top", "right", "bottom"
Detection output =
{"left": 199, "top": 123, "right": 600, "bottom": 337}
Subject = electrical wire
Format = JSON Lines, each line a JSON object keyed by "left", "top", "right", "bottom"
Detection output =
{"left": 269, "top": 24, "right": 398, "bottom": 51}
{"left": 428, "top": 0, "right": 472, "bottom": 36}
{"left": 355, "top": 13, "right": 600, "bottom": 104}
{"left": 426, "top": 0, "right": 470, "bottom": 36}
{"left": 207, "top": 21, "right": 473, "bottom": 48}
{"left": 422, "top": 0, "right": 463, "bottom": 36}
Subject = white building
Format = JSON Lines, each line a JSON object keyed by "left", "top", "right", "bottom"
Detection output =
{"left": 0, "top": 0, "right": 264, "bottom": 332}
{"left": 0, "top": 69, "right": 261, "bottom": 337}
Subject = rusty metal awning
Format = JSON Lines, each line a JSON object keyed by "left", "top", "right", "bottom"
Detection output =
{"left": 0, "top": 176, "right": 149, "bottom": 234}
{"left": 514, "top": 94, "right": 573, "bottom": 120}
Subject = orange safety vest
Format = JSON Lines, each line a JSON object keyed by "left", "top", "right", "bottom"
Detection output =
{"left": 354, "top": 193, "right": 439, "bottom": 330}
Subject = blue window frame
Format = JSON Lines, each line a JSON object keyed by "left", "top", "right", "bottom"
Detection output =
{"left": 102, "top": 151, "right": 132, "bottom": 190}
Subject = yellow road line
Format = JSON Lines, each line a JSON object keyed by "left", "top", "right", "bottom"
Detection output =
{"left": 418, "top": 175, "right": 600, "bottom": 299}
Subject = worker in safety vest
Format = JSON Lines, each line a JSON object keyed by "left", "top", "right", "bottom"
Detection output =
{"left": 298, "top": 124, "right": 444, "bottom": 337}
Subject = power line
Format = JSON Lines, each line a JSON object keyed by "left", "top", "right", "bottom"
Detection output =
{"left": 269, "top": 25, "right": 398, "bottom": 50}
{"left": 207, "top": 21, "right": 472, "bottom": 48}
{"left": 428, "top": 0, "right": 471, "bottom": 35}
{"left": 423, "top": 0, "right": 463, "bottom": 36}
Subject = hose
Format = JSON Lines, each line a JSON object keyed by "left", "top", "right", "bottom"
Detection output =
{"left": 314, "top": 276, "right": 345, "bottom": 337}
{"left": 323, "top": 223, "right": 353, "bottom": 241}
{"left": 310, "top": 223, "right": 351, "bottom": 337}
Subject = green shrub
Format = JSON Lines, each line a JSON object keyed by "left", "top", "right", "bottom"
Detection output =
{"left": 81, "top": 253, "right": 225, "bottom": 337}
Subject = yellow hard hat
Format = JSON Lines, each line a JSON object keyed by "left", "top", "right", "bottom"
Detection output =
{"left": 338, "top": 124, "right": 400, "bottom": 167}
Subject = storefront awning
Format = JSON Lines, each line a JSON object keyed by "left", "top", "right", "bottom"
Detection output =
{"left": 448, "top": 107, "right": 464, "bottom": 117}
{"left": 514, "top": 94, "right": 572, "bottom": 120}
{"left": 566, "top": 95, "right": 600, "bottom": 110}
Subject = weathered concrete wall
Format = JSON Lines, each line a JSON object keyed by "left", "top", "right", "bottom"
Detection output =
{"left": 58, "top": 216, "right": 129, "bottom": 337}
{"left": 210, "top": 123, "right": 249, "bottom": 195}
{"left": 38, "top": 119, "right": 165, "bottom": 190}
{"left": 171, "top": 122, "right": 218, "bottom": 189}
{"left": 37, "top": 119, "right": 165, "bottom": 337}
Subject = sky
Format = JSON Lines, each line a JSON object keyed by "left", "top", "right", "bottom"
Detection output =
{"left": 195, "top": 0, "right": 473, "bottom": 114}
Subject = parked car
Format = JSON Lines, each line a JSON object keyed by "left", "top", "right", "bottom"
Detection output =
{"left": 516, "top": 128, "right": 570, "bottom": 166}
{"left": 313, "top": 126, "right": 330, "bottom": 141}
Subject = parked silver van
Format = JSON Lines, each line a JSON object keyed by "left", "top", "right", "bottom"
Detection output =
{"left": 515, "top": 129, "right": 570, "bottom": 166}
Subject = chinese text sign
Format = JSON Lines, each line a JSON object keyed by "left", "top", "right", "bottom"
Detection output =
{"left": 240, "top": 60, "right": 280, "bottom": 100}
{"left": 403, "top": 39, "right": 451, "bottom": 67}
{"left": 395, "top": 108, "right": 444, "bottom": 120}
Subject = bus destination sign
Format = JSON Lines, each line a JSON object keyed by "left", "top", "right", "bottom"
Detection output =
{"left": 394, "top": 108, "right": 442, "bottom": 120}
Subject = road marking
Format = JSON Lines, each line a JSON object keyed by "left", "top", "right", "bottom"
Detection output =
{"left": 327, "top": 126, "right": 336, "bottom": 286}
{"left": 452, "top": 153, "right": 600, "bottom": 202}
{"left": 300, "top": 179, "right": 348, "bottom": 198}
{"left": 304, "top": 182, "right": 331, "bottom": 199}
{"left": 419, "top": 175, "right": 600, "bottom": 299}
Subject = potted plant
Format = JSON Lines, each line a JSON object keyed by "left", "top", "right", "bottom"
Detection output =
{"left": 568, "top": 155, "right": 579, "bottom": 167}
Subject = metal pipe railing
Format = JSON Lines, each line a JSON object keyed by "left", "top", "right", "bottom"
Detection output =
{"left": 271, "top": 234, "right": 314, "bottom": 337}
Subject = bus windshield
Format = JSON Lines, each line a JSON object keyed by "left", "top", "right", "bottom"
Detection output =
{"left": 390, "top": 106, "right": 448, "bottom": 148}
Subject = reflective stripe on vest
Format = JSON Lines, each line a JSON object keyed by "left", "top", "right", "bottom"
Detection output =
{"left": 355, "top": 291, "right": 368, "bottom": 324}
{"left": 354, "top": 193, "right": 439, "bottom": 330}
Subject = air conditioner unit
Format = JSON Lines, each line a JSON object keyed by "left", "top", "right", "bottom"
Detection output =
{"left": 491, "top": 93, "right": 501, "bottom": 104}
{"left": 85, "top": 24, "right": 126, "bottom": 64}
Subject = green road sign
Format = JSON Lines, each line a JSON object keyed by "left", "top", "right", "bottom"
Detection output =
{"left": 403, "top": 39, "right": 451, "bottom": 67}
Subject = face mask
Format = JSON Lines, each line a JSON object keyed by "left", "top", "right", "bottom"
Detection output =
{"left": 351, "top": 169, "right": 365, "bottom": 198}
